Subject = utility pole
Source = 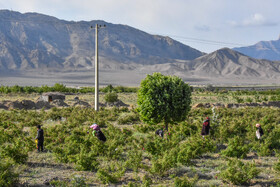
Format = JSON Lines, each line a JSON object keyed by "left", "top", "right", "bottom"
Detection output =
{"left": 95, "top": 24, "right": 99, "bottom": 111}
{"left": 92, "top": 24, "right": 106, "bottom": 111}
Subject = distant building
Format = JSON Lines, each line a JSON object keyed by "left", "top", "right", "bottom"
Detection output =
{"left": 40, "top": 92, "right": 65, "bottom": 102}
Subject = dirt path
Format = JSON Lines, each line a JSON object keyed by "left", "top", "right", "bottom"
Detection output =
{"left": 19, "top": 151, "right": 97, "bottom": 186}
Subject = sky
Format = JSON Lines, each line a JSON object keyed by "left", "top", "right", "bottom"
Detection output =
{"left": 0, "top": 0, "right": 280, "bottom": 53}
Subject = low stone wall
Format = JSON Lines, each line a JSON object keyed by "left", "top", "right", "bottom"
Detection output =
{"left": 0, "top": 99, "right": 129, "bottom": 110}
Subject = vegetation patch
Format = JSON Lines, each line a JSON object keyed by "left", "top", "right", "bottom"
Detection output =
{"left": 0, "top": 85, "right": 280, "bottom": 186}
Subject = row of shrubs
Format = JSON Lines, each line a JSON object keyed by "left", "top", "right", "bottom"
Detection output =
{"left": 2, "top": 83, "right": 280, "bottom": 96}
{"left": 232, "top": 94, "right": 280, "bottom": 103}
{"left": 195, "top": 85, "right": 280, "bottom": 95}
{"left": 1, "top": 107, "right": 280, "bottom": 185}
{"left": 0, "top": 84, "right": 138, "bottom": 94}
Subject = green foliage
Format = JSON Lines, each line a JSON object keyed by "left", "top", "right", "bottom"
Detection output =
{"left": 134, "top": 124, "right": 158, "bottom": 133}
{"left": 0, "top": 158, "right": 18, "bottom": 187}
{"left": 125, "top": 149, "right": 143, "bottom": 173}
{"left": 117, "top": 112, "right": 140, "bottom": 125}
{"left": 0, "top": 121, "right": 30, "bottom": 167}
{"left": 96, "top": 169, "right": 119, "bottom": 184}
{"left": 10, "top": 85, "right": 23, "bottom": 93}
{"left": 150, "top": 156, "right": 174, "bottom": 177}
{"left": 137, "top": 72, "right": 192, "bottom": 129}
{"left": 275, "top": 158, "right": 280, "bottom": 173}
{"left": 142, "top": 174, "right": 152, "bottom": 187}
{"left": 126, "top": 182, "right": 140, "bottom": 187}
{"left": 102, "top": 84, "right": 114, "bottom": 93}
{"left": 254, "top": 95, "right": 262, "bottom": 102}
{"left": 104, "top": 92, "right": 118, "bottom": 103}
{"left": 71, "top": 175, "right": 87, "bottom": 187}
{"left": 253, "top": 142, "right": 272, "bottom": 156}
{"left": 75, "top": 148, "right": 99, "bottom": 171}
{"left": 49, "top": 179, "right": 69, "bottom": 187}
{"left": 233, "top": 96, "right": 244, "bottom": 103}
{"left": 245, "top": 97, "right": 253, "bottom": 103}
{"left": 177, "top": 136, "right": 216, "bottom": 165}
{"left": 1, "top": 100, "right": 280, "bottom": 185}
{"left": 0, "top": 142, "right": 28, "bottom": 164}
{"left": 100, "top": 85, "right": 138, "bottom": 93}
{"left": 174, "top": 175, "right": 198, "bottom": 187}
{"left": 219, "top": 158, "right": 260, "bottom": 185}
{"left": 0, "top": 84, "right": 137, "bottom": 94}
{"left": 114, "top": 86, "right": 138, "bottom": 93}
{"left": 53, "top": 83, "right": 68, "bottom": 92}
{"left": 147, "top": 134, "right": 215, "bottom": 176}
{"left": 221, "top": 136, "right": 249, "bottom": 158}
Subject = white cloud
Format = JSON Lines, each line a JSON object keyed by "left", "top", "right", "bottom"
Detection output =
{"left": 230, "top": 13, "right": 277, "bottom": 27}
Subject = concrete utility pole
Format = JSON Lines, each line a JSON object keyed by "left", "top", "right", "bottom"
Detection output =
{"left": 92, "top": 24, "right": 106, "bottom": 111}
{"left": 95, "top": 24, "right": 99, "bottom": 111}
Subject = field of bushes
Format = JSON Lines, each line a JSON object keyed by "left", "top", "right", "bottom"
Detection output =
{"left": 1, "top": 85, "right": 280, "bottom": 186}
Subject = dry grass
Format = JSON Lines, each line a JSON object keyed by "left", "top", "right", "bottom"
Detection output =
{"left": 18, "top": 151, "right": 280, "bottom": 186}
{"left": 0, "top": 93, "right": 40, "bottom": 102}
{"left": 19, "top": 151, "right": 99, "bottom": 186}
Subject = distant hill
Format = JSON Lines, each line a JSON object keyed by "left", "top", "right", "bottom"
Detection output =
{"left": 188, "top": 48, "right": 280, "bottom": 78}
{"left": 139, "top": 48, "right": 280, "bottom": 85}
{"left": 233, "top": 37, "right": 280, "bottom": 61}
{"left": 0, "top": 10, "right": 204, "bottom": 71}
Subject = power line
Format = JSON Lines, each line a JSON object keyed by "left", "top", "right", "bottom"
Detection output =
{"left": 168, "top": 35, "right": 246, "bottom": 47}
{"left": 147, "top": 30, "right": 248, "bottom": 47}
{"left": 165, "top": 34, "right": 280, "bottom": 51}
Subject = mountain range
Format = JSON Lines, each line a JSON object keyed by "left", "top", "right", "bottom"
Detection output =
{"left": 233, "top": 37, "right": 280, "bottom": 61}
{"left": 140, "top": 48, "right": 280, "bottom": 84}
{"left": 0, "top": 10, "right": 280, "bottom": 86}
{"left": 0, "top": 10, "right": 203, "bottom": 71}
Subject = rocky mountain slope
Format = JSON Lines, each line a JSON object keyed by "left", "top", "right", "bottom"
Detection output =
{"left": 0, "top": 10, "right": 203, "bottom": 71}
{"left": 140, "top": 48, "right": 280, "bottom": 84}
{"left": 187, "top": 48, "right": 280, "bottom": 78}
{"left": 233, "top": 36, "right": 280, "bottom": 61}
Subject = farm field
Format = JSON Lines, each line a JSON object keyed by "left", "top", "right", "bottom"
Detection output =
{"left": 1, "top": 88, "right": 280, "bottom": 186}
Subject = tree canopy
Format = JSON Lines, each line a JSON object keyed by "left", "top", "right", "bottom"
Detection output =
{"left": 137, "top": 72, "right": 192, "bottom": 130}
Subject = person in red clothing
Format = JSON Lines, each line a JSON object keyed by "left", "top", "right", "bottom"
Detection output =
{"left": 201, "top": 117, "right": 210, "bottom": 137}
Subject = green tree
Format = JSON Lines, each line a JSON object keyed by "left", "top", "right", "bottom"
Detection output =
{"left": 53, "top": 83, "right": 67, "bottom": 92}
{"left": 137, "top": 72, "right": 192, "bottom": 130}
{"left": 104, "top": 92, "right": 118, "bottom": 103}
{"left": 102, "top": 84, "right": 114, "bottom": 93}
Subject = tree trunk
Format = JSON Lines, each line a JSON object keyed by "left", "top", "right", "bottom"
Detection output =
{"left": 165, "top": 121, "right": 168, "bottom": 131}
